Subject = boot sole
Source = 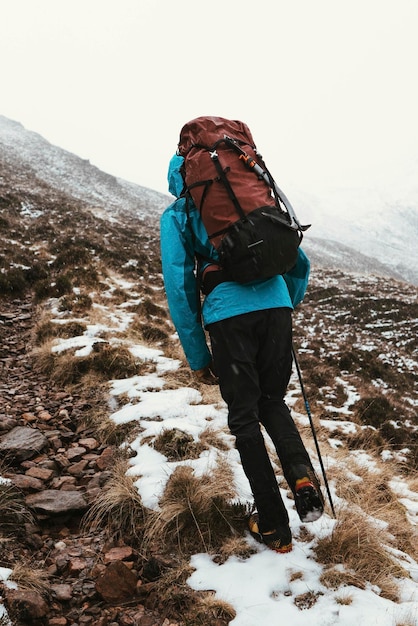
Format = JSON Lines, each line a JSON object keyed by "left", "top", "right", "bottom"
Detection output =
{"left": 295, "top": 485, "right": 324, "bottom": 523}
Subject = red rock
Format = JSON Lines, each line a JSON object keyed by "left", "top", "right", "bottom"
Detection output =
{"left": 26, "top": 466, "right": 54, "bottom": 481}
{"left": 68, "top": 557, "right": 88, "bottom": 574}
{"left": 0, "top": 426, "right": 48, "bottom": 461}
{"left": 66, "top": 445, "right": 87, "bottom": 461}
{"left": 50, "top": 583, "right": 73, "bottom": 601}
{"left": 25, "top": 489, "right": 88, "bottom": 515}
{"left": 51, "top": 476, "right": 77, "bottom": 489}
{"left": 38, "top": 410, "right": 53, "bottom": 421}
{"left": 22, "top": 411, "right": 37, "bottom": 422}
{"left": 95, "top": 561, "right": 137, "bottom": 603}
{"left": 96, "top": 447, "right": 114, "bottom": 470}
{"left": 68, "top": 459, "right": 89, "bottom": 475}
{"left": 10, "top": 473, "right": 44, "bottom": 491}
{"left": 79, "top": 437, "right": 99, "bottom": 450}
{"left": 54, "top": 453, "right": 71, "bottom": 469}
{"left": 103, "top": 546, "right": 134, "bottom": 563}
{"left": 137, "top": 616, "right": 157, "bottom": 626}
{"left": 6, "top": 589, "right": 49, "bottom": 619}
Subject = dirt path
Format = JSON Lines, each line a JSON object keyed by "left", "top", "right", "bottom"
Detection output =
{"left": 0, "top": 296, "right": 180, "bottom": 626}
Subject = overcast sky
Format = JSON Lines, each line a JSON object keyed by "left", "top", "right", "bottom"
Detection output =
{"left": 2, "top": 0, "right": 418, "bottom": 197}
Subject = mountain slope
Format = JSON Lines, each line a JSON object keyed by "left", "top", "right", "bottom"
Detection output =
{"left": 0, "top": 115, "right": 170, "bottom": 223}
{"left": 0, "top": 117, "right": 417, "bottom": 625}
{"left": 1, "top": 114, "right": 415, "bottom": 285}
{"left": 293, "top": 183, "right": 418, "bottom": 285}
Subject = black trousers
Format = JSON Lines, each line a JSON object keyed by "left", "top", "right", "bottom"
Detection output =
{"left": 208, "top": 307, "right": 312, "bottom": 532}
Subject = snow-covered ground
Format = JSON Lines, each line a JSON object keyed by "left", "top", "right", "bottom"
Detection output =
{"left": 2, "top": 272, "right": 415, "bottom": 626}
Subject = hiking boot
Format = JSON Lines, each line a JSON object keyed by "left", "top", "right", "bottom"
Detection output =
{"left": 248, "top": 513, "right": 292, "bottom": 553}
{"left": 289, "top": 465, "right": 324, "bottom": 523}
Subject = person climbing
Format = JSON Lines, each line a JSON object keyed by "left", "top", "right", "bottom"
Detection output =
{"left": 160, "top": 117, "right": 324, "bottom": 553}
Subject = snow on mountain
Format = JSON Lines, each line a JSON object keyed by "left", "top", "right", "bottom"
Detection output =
{"left": 1, "top": 114, "right": 416, "bottom": 285}
{"left": 0, "top": 115, "right": 170, "bottom": 221}
{"left": 291, "top": 180, "right": 418, "bottom": 285}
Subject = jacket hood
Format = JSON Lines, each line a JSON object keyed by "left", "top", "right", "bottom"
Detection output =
{"left": 167, "top": 153, "right": 185, "bottom": 199}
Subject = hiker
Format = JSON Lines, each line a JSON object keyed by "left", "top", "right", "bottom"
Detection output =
{"left": 160, "top": 119, "right": 324, "bottom": 553}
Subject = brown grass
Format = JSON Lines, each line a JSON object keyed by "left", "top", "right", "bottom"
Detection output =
{"left": 150, "top": 558, "right": 236, "bottom": 625}
{"left": 212, "top": 536, "right": 256, "bottom": 564}
{"left": 32, "top": 340, "right": 143, "bottom": 385}
{"left": 315, "top": 508, "right": 406, "bottom": 601}
{"left": 9, "top": 562, "right": 50, "bottom": 598}
{"left": 152, "top": 427, "right": 230, "bottom": 462}
{"left": 188, "top": 593, "right": 236, "bottom": 625}
{"left": 153, "top": 429, "right": 198, "bottom": 461}
{"left": 81, "top": 458, "right": 146, "bottom": 544}
{"left": 81, "top": 405, "right": 140, "bottom": 447}
{"left": 143, "top": 459, "right": 247, "bottom": 553}
{"left": 331, "top": 451, "right": 418, "bottom": 559}
{"left": 0, "top": 480, "right": 33, "bottom": 534}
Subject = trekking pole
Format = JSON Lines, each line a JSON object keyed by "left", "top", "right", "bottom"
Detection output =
{"left": 291, "top": 344, "right": 336, "bottom": 518}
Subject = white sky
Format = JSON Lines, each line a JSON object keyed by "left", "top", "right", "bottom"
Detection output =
{"left": 2, "top": 0, "right": 418, "bottom": 195}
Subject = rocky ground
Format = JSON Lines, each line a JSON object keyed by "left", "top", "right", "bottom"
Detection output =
{"left": 0, "top": 296, "right": 181, "bottom": 626}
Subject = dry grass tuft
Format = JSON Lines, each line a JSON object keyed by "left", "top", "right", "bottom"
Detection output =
{"left": 34, "top": 317, "right": 87, "bottom": 344}
{"left": 332, "top": 452, "right": 418, "bottom": 559}
{"left": 335, "top": 592, "right": 353, "bottom": 605}
{"left": 144, "top": 459, "right": 247, "bottom": 553}
{"left": 315, "top": 507, "right": 406, "bottom": 601}
{"left": 153, "top": 427, "right": 230, "bottom": 462}
{"left": 81, "top": 458, "right": 145, "bottom": 543}
{"left": 153, "top": 429, "right": 197, "bottom": 461}
{"left": 336, "top": 460, "right": 395, "bottom": 511}
{"left": 213, "top": 535, "right": 257, "bottom": 564}
{"left": 0, "top": 480, "right": 33, "bottom": 534}
{"left": 10, "top": 562, "right": 50, "bottom": 597}
{"left": 294, "top": 591, "right": 323, "bottom": 610}
{"left": 163, "top": 364, "right": 196, "bottom": 390}
{"left": 152, "top": 558, "right": 194, "bottom": 613}
{"left": 155, "top": 557, "right": 236, "bottom": 626}
{"left": 188, "top": 593, "right": 237, "bottom": 625}
{"left": 80, "top": 401, "right": 140, "bottom": 447}
{"left": 33, "top": 340, "right": 142, "bottom": 385}
{"left": 199, "top": 427, "right": 231, "bottom": 451}
{"left": 150, "top": 559, "right": 236, "bottom": 625}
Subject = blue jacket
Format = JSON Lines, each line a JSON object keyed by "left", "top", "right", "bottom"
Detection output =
{"left": 160, "top": 154, "right": 310, "bottom": 371}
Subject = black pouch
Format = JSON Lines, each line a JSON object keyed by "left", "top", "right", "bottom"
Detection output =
{"left": 217, "top": 206, "right": 302, "bottom": 284}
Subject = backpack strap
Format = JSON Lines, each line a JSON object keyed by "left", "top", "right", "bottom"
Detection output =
{"left": 185, "top": 179, "right": 213, "bottom": 214}
{"left": 184, "top": 196, "right": 228, "bottom": 300}
{"left": 224, "top": 136, "right": 310, "bottom": 233}
{"left": 209, "top": 147, "right": 247, "bottom": 221}
{"left": 185, "top": 139, "right": 248, "bottom": 223}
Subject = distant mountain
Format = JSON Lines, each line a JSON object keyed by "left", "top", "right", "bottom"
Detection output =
{"left": 0, "top": 114, "right": 416, "bottom": 285}
{"left": 302, "top": 237, "right": 406, "bottom": 283}
{"left": 292, "top": 180, "right": 418, "bottom": 285}
{"left": 0, "top": 115, "right": 171, "bottom": 223}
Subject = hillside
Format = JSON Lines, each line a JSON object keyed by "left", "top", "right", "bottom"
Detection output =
{"left": 0, "top": 115, "right": 170, "bottom": 225}
{"left": 0, "top": 120, "right": 417, "bottom": 625}
{"left": 292, "top": 180, "right": 418, "bottom": 286}
{"left": 0, "top": 114, "right": 414, "bottom": 285}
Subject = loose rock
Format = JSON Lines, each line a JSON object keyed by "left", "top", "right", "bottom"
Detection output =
{"left": 0, "top": 425, "right": 48, "bottom": 461}
{"left": 26, "top": 490, "right": 88, "bottom": 515}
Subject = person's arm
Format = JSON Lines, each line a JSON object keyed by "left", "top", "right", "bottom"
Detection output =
{"left": 160, "top": 203, "right": 212, "bottom": 371}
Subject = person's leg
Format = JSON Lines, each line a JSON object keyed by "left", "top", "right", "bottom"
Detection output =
{"left": 256, "top": 308, "right": 324, "bottom": 521}
{"left": 208, "top": 312, "right": 289, "bottom": 536}
{"left": 255, "top": 308, "right": 312, "bottom": 479}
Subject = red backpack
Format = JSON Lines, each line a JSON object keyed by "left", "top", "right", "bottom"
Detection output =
{"left": 178, "top": 116, "right": 309, "bottom": 286}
